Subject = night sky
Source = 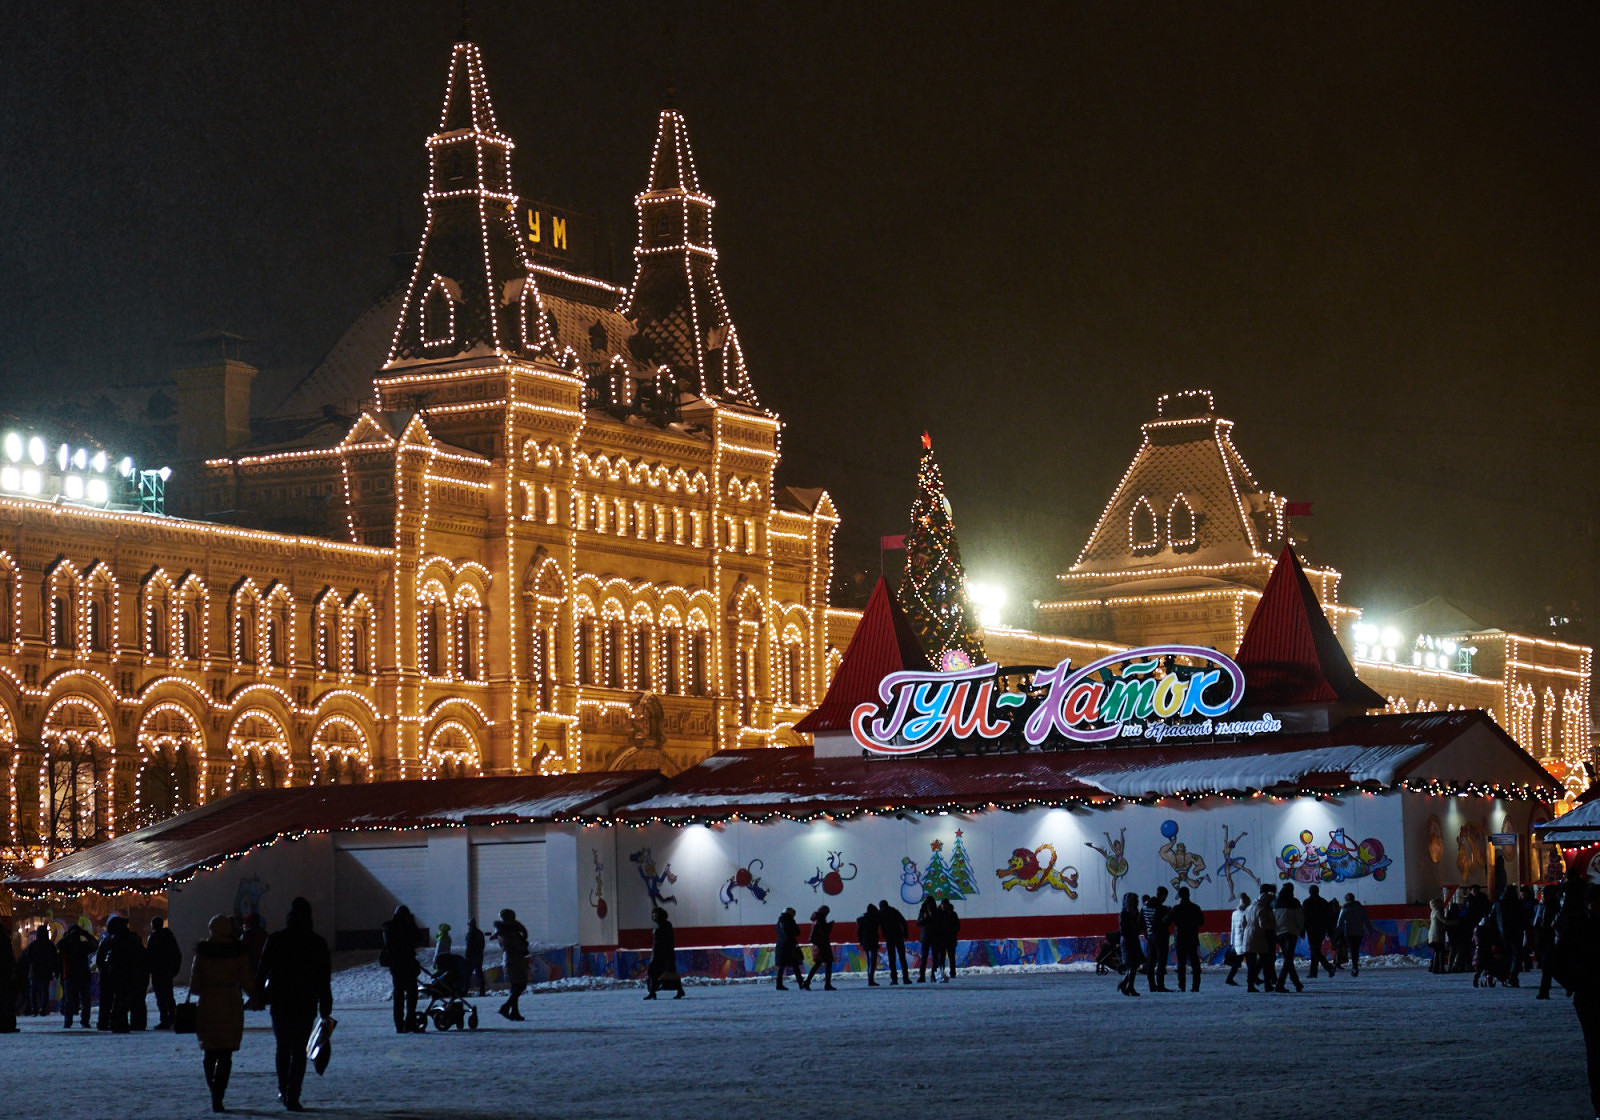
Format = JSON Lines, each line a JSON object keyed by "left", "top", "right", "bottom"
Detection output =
{"left": 3, "top": 3, "right": 1598, "bottom": 638}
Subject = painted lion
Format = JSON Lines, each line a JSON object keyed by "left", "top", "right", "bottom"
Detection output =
{"left": 996, "top": 844, "right": 1079, "bottom": 898}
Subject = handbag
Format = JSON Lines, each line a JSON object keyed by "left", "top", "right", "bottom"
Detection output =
{"left": 173, "top": 992, "right": 197, "bottom": 1034}
{"left": 307, "top": 1015, "right": 337, "bottom": 1076}
{"left": 657, "top": 971, "right": 682, "bottom": 993}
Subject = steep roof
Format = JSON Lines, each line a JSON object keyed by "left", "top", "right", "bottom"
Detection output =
{"left": 6, "top": 773, "right": 662, "bottom": 897}
{"left": 794, "top": 577, "right": 931, "bottom": 734}
{"left": 1236, "top": 545, "right": 1385, "bottom": 708}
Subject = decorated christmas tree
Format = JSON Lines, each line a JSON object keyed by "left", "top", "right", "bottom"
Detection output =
{"left": 948, "top": 829, "right": 979, "bottom": 897}
{"left": 921, "top": 838, "right": 954, "bottom": 901}
{"left": 898, "top": 432, "right": 987, "bottom": 668}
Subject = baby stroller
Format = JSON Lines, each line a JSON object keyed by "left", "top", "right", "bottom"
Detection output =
{"left": 1095, "top": 930, "right": 1124, "bottom": 975}
{"left": 1471, "top": 919, "right": 1506, "bottom": 989}
{"left": 419, "top": 952, "right": 480, "bottom": 1031}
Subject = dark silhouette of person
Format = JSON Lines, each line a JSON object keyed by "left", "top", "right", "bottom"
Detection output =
{"left": 1170, "top": 886, "right": 1204, "bottom": 992}
{"left": 804, "top": 905, "right": 836, "bottom": 990}
{"left": 939, "top": 899, "right": 961, "bottom": 980}
{"left": 644, "top": 907, "right": 681, "bottom": 999}
{"left": 1116, "top": 892, "right": 1145, "bottom": 997}
{"left": 0, "top": 919, "right": 17, "bottom": 1033}
{"left": 255, "top": 897, "right": 333, "bottom": 1111}
{"left": 240, "top": 912, "right": 268, "bottom": 974}
{"left": 1246, "top": 889, "right": 1277, "bottom": 992}
{"left": 464, "top": 917, "right": 487, "bottom": 997}
{"left": 1535, "top": 877, "right": 1569, "bottom": 999}
{"left": 1336, "top": 892, "right": 1370, "bottom": 976}
{"left": 1491, "top": 883, "right": 1526, "bottom": 986}
{"left": 381, "top": 904, "right": 423, "bottom": 1032}
{"left": 24, "top": 925, "right": 57, "bottom": 1016}
{"left": 147, "top": 916, "right": 183, "bottom": 1029}
{"left": 1274, "top": 883, "right": 1305, "bottom": 993}
{"left": 774, "top": 907, "right": 804, "bottom": 990}
{"left": 1141, "top": 887, "right": 1172, "bottom": 992}
{"left": 916, "top": 896, "right": 939, "bottom": 982}
{"left": 491, "top": 908, "right": 530, "bottom": 1020}
{"left": 1303, "top": 885, "right": 1334, "bottom": 977}
{"left": 191, "top": 914, "right": 255, "bottom": 1113}
{"left": 1560, "top": 881, "right": 1600, "bottom": 1116}
{"left": 878, "top": 900, "right": 910, "bottom": 984}
{"left": 94, "top": 920, "right": 115, "bottom": 1030}
{"left": 57, "top": 920, "right": 95, "bottom": 1028}
{"left": 104, "top": 914, "right": 149, "bottom": 1032}
{"left": 856, "top": 904, "right": 881, "bottom": 986}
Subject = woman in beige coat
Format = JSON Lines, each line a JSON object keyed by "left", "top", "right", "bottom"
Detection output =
{"left": 190, "top": 915, "right": 255, "bottom": 1112}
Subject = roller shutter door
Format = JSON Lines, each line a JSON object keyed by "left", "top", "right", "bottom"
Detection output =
{"left": 335, "top": 844, "right": 430, "bottom": 932}
{"left": 470, "top": 841, "right": 548, "bottom": 942}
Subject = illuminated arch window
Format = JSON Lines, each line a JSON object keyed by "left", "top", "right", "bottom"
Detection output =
{"left": 228, "top": 709, "right": 291, "bottom": 792}
{"left": 687, "top": 607, "right": 710, "bottom": 697}
{"left": 782, "top": 624, "right": 805, "bottom": 707}
{"left": 79, "top": 563, "right": 115, "bottom": 655}
{"left": 232, "top": 581, "right": 260, "bottom": 666}
{"left": 1542, "top": 687, "right": 1558, "bottom": 760}
{"left": 1167, "top": 494, "right": 1196, "bottom": 550}
{"left": 261, "top": 585, "right": 293, "bottom": 669}
{"left": 574, "top": 598, "right": 597, "bottom": 686}
{"left": 660, "top": 606, "right": 684, "bottom": 696}
{"left": 136, "top": 704, "right": 201, "bottom": 827}
{"left": 142, "top": 572, "right": 172, "bottom": 659}
{"left": 176, "top": 574, "right": 207, "bottom": 662}
{"left": 825, "top": 646, "right": 843, "bottom": 688}
{"left": 419, "top": 582, "right": 450, "bottom": 679}
{"left": 601, "top": 600, "right": 626, "bottom": 688}
{"left": 311, "top": 716, "right": 369, "bottom": 785}
{"left": 454, "top": 586, "right": 484, "bottom": 682}
{"left": 0, "top": 553, "right": 15, "bottom": 643}
{"left": 631, "top": 603, "right": 654, "bottom": 691}
{"left": 41, "top": 697, "right": 111, "bottom": 855}
{"left": 421, "top": 275, "right": 457, "bottom": 348}
{"left": 344, "top": 594, "right": 374, "bottom": 677}
{"left": 47, "top": 566, "right": 74, "bottom": 652}
{"left": 1130, "top": 497, "right": 1159, "bottom": 552}
{"left": 425, "top": 721, "right": 481, "bottom": 780}
{"left": 315, "top": 590, "right": 339, "bottom": 673}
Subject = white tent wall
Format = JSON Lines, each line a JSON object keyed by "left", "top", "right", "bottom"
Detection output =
{"left": 575, "top": 824, "right": 620, "bottom": 949}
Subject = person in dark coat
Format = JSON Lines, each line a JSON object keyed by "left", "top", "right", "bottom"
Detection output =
{"left": 58, "top": 919, "right": 95, "bottom": 1028}
{"left": 1335, "top": 893, "right": 1369, "bottom": 977}
{"left": 644, "top": 907, "right": 682, "bottom": 999}
{"left": 1141, "top": 887, "right": 1172, "bottom": 992}
{"left": 191, "top": 914, "right": 255, "bottom": 1113}
{"left": 916, "top": 896, "right": 939, "bottom": 982}
{"left": 856, "top": 904, "right": 881, "bottom": 986}
{"left": 1535, "top": 878, "right": 1567, "bottom": 999}
{"left": 24, "top": 926, "right": 57, "bottom": 1015}
{"left": 1275, "top": 883, "right": 1305, "bottom": 993}
{"left": 255, "top": 897, "right": 333, "bottom": 1111}
{"left": 1491, "top": 884, "right": 1526, "bottom": 986}
{"left": 104, "top": 915, "right": 149, "bottom": 1032}
{"left": 1303, "top": 885, "right": 1334, "bottom": 977}
{"left": 380, "top": 904, "right": 423, "bottom": 1032}
{"left": 878, "top": 900, "right": 910, "bottom": 985}
{"left": 938, "top": 900, "right": 961, "bottom": 980}
{"left": 0, "top": 920, "right": 17, "bottom": 1033}
{"left": 1558, "top": 882, "right": 1600, "bottom": 1118}
{"left": 240, "top": 912, "right": 268, "bottom": 974}
{"left": 94, "top": 921, "right": 115, "bottom": 1030}
{"left": 1116, "top": 893, "right": 1145, "bottom": 997}
{"left": 147, "top": 917, "right": 183, "bottom": 1029}
{"left": 774, "top": 907, "right": 804, "bottom": 990}
{"left": 464, "top": 917, "right": 487, "bottom": 997}
{"left": 491, "top": 908, "right": 531, "bottom": 1021}
{"left": 1170, "top": 886, "right": 1204, "bottom": 992}
{"left": 804, "top": 905, "right": 836, "bottom": 991}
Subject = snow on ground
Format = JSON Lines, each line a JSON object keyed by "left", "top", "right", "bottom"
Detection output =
{"left": 5, "top": 965, "right": 1590, "bottom": 1119}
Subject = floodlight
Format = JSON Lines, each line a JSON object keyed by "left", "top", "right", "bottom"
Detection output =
{"left": 27, "top": 437, "right": 45, "bottom": 465}
{"left": 3, "top": 434, "right": 20, "bottom": 462}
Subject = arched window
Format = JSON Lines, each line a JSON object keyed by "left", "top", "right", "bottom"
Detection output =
{"left": 312, "top": 716, "right": 369, "bottom": 785}
{"left": 1130, "top": 497, "right": 1158, "bottom": 552}
{"left": 176, "top": 575, "right": 207, "bottom": 662}
{"left": 660, "top": 608, "right": 684, "bottom": 695}
{"left": 425, "top": 721, "right": 480, "bottom": 780}
{"left": 0, "top": 556, "right": 14, "bottom": 643}
{"left": 42, "top": 697, "right": 111, "bottom": 855}
{"left": 631, "top": 606, "right": 654, "bottom": 691}
{"left": 1167, "top": 495, "right": 1196, "bottom": 549}
{"left": 84, "top": 598, "right": 105, "bottom": 652}
{"left": 81, "top": 564, "right": 115, "bottom": 654}
{"left": 575, "top": 601, "right": 597, "bottom": 687}
{"left": 137, "top": 705, "right": 201, "bottom": 827}
{"left": 228, "top": 710, "right": 291, "bottom": 792}
{"left": 145, "top": 597, "right": 167, "bottom": 657}
{"left": 422, "top": 276, "right": 456, "bottom": 348}
{"left": 47, "top": 563, "right": 75, "bottom": 653}
{"left": 688, "top": 609, "right": 710, "bottom": 697}
{"left": 233, "top": 582, "right": 260, "bottom": 665}
{"left": 783, "top": 626, "right": 805, "bottom": 707}
{"left": 602, "top": 616, "right": 624, "bottom": 688}
{"left": 419, "top": 582, "right": 449, "bottom": 678}
{"left": 454, "top": 588, "right": 484, "bottom": 682}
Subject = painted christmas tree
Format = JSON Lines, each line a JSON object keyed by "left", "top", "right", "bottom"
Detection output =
{"left": 898, "top": 432, "right": 986, "bottom": 668}
{"left": 948, "top": 829, "right": 979, "bottom": 897}
{"left": 921, "top": 838, "right": 955, "bottom": 901}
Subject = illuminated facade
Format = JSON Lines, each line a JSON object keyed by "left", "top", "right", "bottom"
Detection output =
{"left": 0, "top": 38, "right": 837, "bottom": 868}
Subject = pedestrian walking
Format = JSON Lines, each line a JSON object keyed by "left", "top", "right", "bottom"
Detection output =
{"left": 94, "top": 920, "right": 115, "bottom": 1030}
{"left": 916, "top": 896, "right": 939, "bottom": 982}
{"left": 1170, "top": 886, "right": 1204, "bottom": 992}
{"left": 1246, "top": 889, "right": 1277, "bottom": 992}
{"left": 1274, "top": 884, "right": 1305, "bottom": 993}
{"left": 1225, "top": 893, "right": 1250, "bottom": 986}
{"left": 190, "top": 914, "right": 255, "bottom": 1113}
{"left": 104, "top": 914, "right": 149, "bottom": 1032}
{"left": 464, "top": 917, "right": 487, "bottom": 997}
{"left": 879, "top": 899, "right": 910, "bottom": 984}
{"left": 1427, "top": 899, "right": 1452, "bottom": 974}
{"left": 1303, "top": 885, "right": 1334, "bottom": 977}
{"left": 644, "top": 907, "right": 682, "bottom": 1000}
{"left": 939, "top": 900, "right": 961, "bottom": 980}
{"left": 255, "top": 897, "right": 333, "bottom": 1112}
{"left": 1472, "top": 915, "right": 1506, "bottom": 987}
{"left": 1557, "top": 881, "right": 1600, "bottom": 1117}
{"left": 1141, "top": 887, "right": 1172, "bottom": 992}
{"left": 24, "top": 926, "right": 57, "bottom": 1016}
{"left": 1491, "top": 884, "right": 1525, "bottom": 986}
{"left": 857, "top": 903, "right": 881, "bottom": 986}
{"left": 804, "top": 905, "right": 836, "bottom": 990}
{"left": 147, "top": 917, "right": 183, "bottom": 1029}
{"left": 774, "top": 907, "right": 805, "bottom": 990}
{"left": 1336, "top": 892, "right": 1369, "bottom": 976}
{"left": 0, "top": 919, "right": 17, "bottom": 1033}
{"left": 240, "top": 912, "right": 268, "bottom": 973}
{"left": 380, "top": 904, "right": 423, "bottom": 1032}
{"left": 1535, "top": 878, "right": 1567, "bottom": 999}
{"left": 1116, "top": 892, "right": 1145, "bottom": 997}
{"left": 490, "top": 908, "right": 531, "bottom": 1021}
{"left": 58, "top": 919, "right": 94, "bottom": 1028}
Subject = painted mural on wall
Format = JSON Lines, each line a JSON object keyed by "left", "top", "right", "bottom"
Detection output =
{"left": 720, "top": 860, "right": 770, "bottom": 908}
{"left": 1457, "top": 822, "right": 1487, "bottom": 882}
{"left": 1218, "top": 825, "right": 1258, "bottom": 896}
{"left": 901, "top": 833, "right": 980, "bottom": 903}
{"left": 1426, "top": 815, "right": 1444, "bottom": 864}
{"left": 996, "top": 844, "right": 1080, "bottom": 897}
{"left": 1085, "top": 829, "right": 1129, "bottom": 901}
{"left": 589, "top": 850, "right": 607, "bottom": 919}
{"left": 1276, "top": 828, "right": 1392, "bottom": 883}
{"left": 630, "top": 847, "right": 679, "bottom": 907}
{"left": 805, "top": 852, "right": 857, "bottom": 895}
{"left": 234, "top": 874, "right": 270, "bottom": 919}
{"left": 1158, "top": 820, "right": 1210, "bottom": 888}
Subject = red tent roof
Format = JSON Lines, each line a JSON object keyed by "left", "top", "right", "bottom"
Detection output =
{"left": 1236, "top": 545, "right": 1384, "bottom": 709}
{"left": 795, "top": 577, "right": 932, "bottom": 733}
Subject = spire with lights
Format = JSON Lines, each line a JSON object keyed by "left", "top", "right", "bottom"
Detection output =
{"left": 386, "top": 36, "right": 548, "bottom": 367}
{"left": 620, "top": 108, "right": 756, "bottom": 405}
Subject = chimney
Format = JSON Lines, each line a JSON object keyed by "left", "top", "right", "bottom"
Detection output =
{"left": 173, "top": 358, "right": 256, "bottom": 459}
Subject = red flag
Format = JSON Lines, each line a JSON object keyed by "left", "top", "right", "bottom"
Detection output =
{"left": 880, "top": 534, "right": 906, "bottom": 550}
{"left": 1283, "top": 502, "right": 1313, "bottom": 518}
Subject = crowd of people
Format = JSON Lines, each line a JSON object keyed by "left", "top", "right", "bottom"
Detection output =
{"left": 756, "top": 898, "right": 958, "bottom": 992}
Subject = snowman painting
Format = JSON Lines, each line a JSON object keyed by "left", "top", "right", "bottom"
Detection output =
{"left": 899, "top": 856, "right": 924, "bottom": 905}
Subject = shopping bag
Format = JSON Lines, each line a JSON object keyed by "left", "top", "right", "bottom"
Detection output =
{"left": 172, "top": 994, "right": 197, "bottom": 1034}
{"left": 307, "top": 1015, "right": 337, "bottom": 1075}
{"left": 658, "top": 971, "right": 682, "bottom": 993}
